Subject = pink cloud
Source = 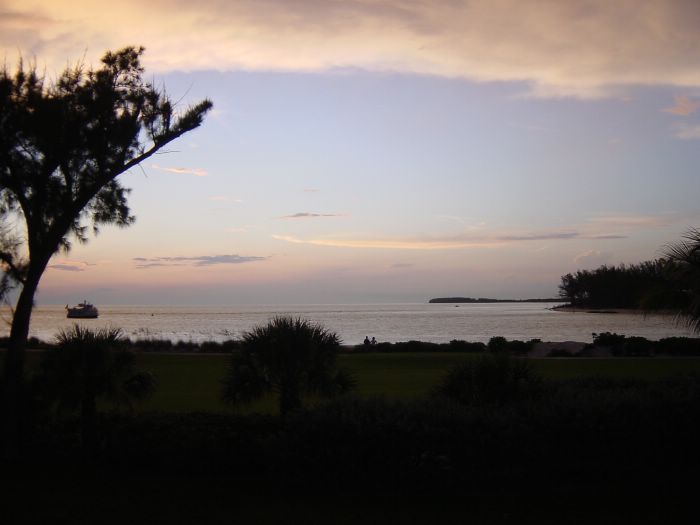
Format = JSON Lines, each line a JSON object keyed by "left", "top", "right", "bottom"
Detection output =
{"left": 664, "top": 95, "right": 700, "bottom": 116}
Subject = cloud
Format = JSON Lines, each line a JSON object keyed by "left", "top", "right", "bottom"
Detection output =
{"left": 225, "top": 226, "right": 250, "bottom": 233}
{"left": 49, "top": 264, "right": 85, "bottom": 272}
{"left": 391, "top": 263, "right": 414, "bottom": 269}
{"left": 584, "top": 234, "right": 628, "bottom": 240}
{"left": 5, "top": 1, "right": 700, "bottom": 98}
{"left": 209, "top": 196, "right": 242, "bottom": 202}
{"left": 303, "top": 188, "right": 321, "bottom": 193}
{"left": 586, "top": 214, "right": 678, "bottom": 228}
{"left": 151, "top": 164, "right": 208, "bottom": 177}
{"left": 574, "top": 250, "right": 613, "bottom": 269}
{"left": 272, "top": 229, "right": 621, "bottom": 250}
{"left": 280, "top": 212, "right": 345, "bottom": 219}
{"left": 48, "top": 260, "right": 93, "bottom": 272}
{"left": 499, "top": 232, "right": 578, "bottom": 242}
{"left": 133, "top": 262, "right": 181, "bottom": 269}
{"left": 675, "top": 124, "right": 700, "bottom": 140}
{"left": 134, "top": 254, "right": 268, "bottom": 268}
{"left": 435, "top": 215, "right": 486, "bottom": 229}
{"left": 664, "top": 95, "right": 700, "bottom": 116}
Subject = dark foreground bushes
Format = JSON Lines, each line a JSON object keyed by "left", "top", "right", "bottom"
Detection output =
{"left": 433, "top": 353, "right": 543, "bottom": 405}
{"left": 591, "top": 332, "right": 700, "bottom": 356}
{"left": 9, "top": 373, "right": 700, "bottom": 494}
{"left": 354, "top": 340, "right": 487, "bottom": 353}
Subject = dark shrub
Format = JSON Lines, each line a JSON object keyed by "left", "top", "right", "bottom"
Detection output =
{"left": 220, "top": 339, "right": 241, "bottom": 352}
{"left": 487, "top": 336, "right": 538, "bottom": 355}
{"left": 487, "top": 336, "right": 508, "bottom": 352}
{"left": 394, "top": 340, "right": 442, "bottom": 352}
{"left": 505, "top": 339, "right": 531, "bottom": 355}
{"left": 656, "top": 337, "right": 700, "bottom": 356}
{"left": 547, "top": 348, "right": 575, "bottom": 357}
{"left": 37, "top": 325, "right": 156, "bottom": 451}
{"left": 623, "top": 336, "right": 654, "bottom": 356}
{"left": 372, "top": 342, "right": 393, "bottom": 352}
{"left": 129, "top": 338, "right": 174, "bottom": 352}
{"left": 448, "top": 340, "right": 487, "bottom": 352}
{"left": 592, "top": 332, "right": 627, "bottom": 347}
{"left": 433, "top": 354, "right": 542, "bottom": 406}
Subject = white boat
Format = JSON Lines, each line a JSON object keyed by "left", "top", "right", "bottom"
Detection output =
{"left": 66, "top": 301, "right": 99, "bottom": 319}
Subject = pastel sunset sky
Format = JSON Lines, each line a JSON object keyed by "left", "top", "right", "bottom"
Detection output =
{"left": 2, "top": 0, "right": 700, "bottom": 304}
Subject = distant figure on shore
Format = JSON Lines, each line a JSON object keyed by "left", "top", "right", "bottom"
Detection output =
{"left": 364, "top": 336, "right": 370, "bottom": 346}
{"left": 371, "top": 337, "right": 377, "bottom": 345}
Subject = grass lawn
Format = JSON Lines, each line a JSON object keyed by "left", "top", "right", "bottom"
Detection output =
{"left": 6, "top": 350, "right": 700, "bottom": 413}
{"left": 130, "top": 352, "right": 700, "bottom": 413}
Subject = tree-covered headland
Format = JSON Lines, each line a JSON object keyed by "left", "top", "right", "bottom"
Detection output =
{"left": 559, "top": 229, "right": 700, "bottom": 323}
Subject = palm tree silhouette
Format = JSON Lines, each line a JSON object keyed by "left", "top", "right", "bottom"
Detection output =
{"left": 38, "top": 325, "right": 155, "bottom": 452}
{"left": 222, "top": 317, "right": 355, "bottom": 415}
{"left": 662, "top": 228, "right": 700, "bottom": 333}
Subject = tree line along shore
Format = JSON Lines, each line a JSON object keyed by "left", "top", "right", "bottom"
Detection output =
{"left": 428, "top": 297, "right": 562, "bottom": 303}
{"left": 4, "top": 332, "right": 700, "bottom": 357}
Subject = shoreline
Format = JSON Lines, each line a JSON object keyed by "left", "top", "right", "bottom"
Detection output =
{"left": 550, "top": 305, "right": 678, "bottom": 315}
{"left": 7, "top": 335, "right": 700, "bottom": 359}
{"left": 552, "top": 305, "right": 631, "bottom": 313}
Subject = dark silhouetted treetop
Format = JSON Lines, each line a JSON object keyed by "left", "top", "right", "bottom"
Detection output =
{"left": 655, "top": 228, "right": 700, "bottom": 332}
{"left": 1, "top": 46, "right": 211, "bottom": 457}
{"left": 0, "top": 46, "right": 211, "bottom": 251}
{"left": 222, "top": 316, "right": 356, "bottom": 416}
{"left": 0, "top": 223, "right": 23, "bottom": 303}
{"left": 558, "top": 258, "right": 684, "bottom": 310}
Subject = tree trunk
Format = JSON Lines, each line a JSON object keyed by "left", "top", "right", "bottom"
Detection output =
{"left": 279, "top": 383, "right": 302, "bottom": 417}
{"left": 2, "top": 261, "right": 45, "bottom": 460}
{"left": 81, "top": 394, "right": 98, "bottom": 455}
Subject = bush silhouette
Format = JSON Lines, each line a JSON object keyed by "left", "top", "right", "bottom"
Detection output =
{"left": 37, "top": 325, "right": 155, "bottom": 451}
{"left": 434, "top": 353, "right": 542, "bottom": 406}
{"left": 222, "top": 317, "right": 355, "bottom": 415}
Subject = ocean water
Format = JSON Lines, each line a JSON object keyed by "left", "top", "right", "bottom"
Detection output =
{"left": 1, "top": 303, "right": 696, "bottom": 345}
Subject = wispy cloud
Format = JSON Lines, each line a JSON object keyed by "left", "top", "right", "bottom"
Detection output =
{"left": 280, "top": 212, "right": 346, "bottom": 219}
{"left": 586, "top": 214, "right": 678, "bottom": 228}
{"left": 675, "top": 124, "right": 700, "bottom": 140}
{"left": 272, "top": 230, "right": 621, "bottom": 250}
{"left": 134, "top": 254, "right": 268, "bottom": 268}
{"left": 48, "top": 260, "right": 94, "bottom": 272}
{"left": 151, "top": 164, "right": 208, "bottom": 177}
{"left": 435, "top": 215, "right": 486, "bottom": 229}
{"left": 391, "top": 263, "right": 415, "bottom": 269}
{"left": 5, "top": 1, "right": 700, "bottom": 98}
{"left": 49, "top": 264, "right": 86, "bottom": 272}
{"left": 574, "top": 250, "right": 612, "bottom": 269}
{"left": 303, "top": 188, "right": 321, "bottom": 193}
{"left": 209, "top": 196, "right": 243, "bottom": 203}
{"left": 225, "top": 226, "right": 251, "bottom": 233}
{"left": 664, "top": 95, "right": 700, "bottom": 116}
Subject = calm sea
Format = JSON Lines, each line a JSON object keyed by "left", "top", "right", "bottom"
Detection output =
{"left": 1, "top": 303, "right": 696, "bottom": 345}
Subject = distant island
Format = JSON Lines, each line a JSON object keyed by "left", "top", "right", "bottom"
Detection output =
{"left": 428, "top": 297, "right": 563, "bottom": 304}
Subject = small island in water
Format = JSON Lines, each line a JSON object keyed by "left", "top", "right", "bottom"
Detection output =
{"left": 428, "top": 297, "right": 563, "bottom": 304}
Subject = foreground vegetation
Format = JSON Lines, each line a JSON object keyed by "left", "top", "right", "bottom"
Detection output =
{"left": 6, "top": 349, "right": 700, "bottom": 414}
{"left": 4, "top": 365, "right": 700, "bottom": 522}
{"left": 3, "top": 320, "right": 700, "bottom": 521}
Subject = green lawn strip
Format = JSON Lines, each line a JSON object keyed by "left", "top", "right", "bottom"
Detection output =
{"left": 6, "top": 351, "right": 700, "bottom": 413}
{"left": 134, "top": 353, "right": 275, "bottom": 414}
{"left": 134, "top": 353, "right": 700, "bottom": 412}
{"left": 339, "top": 352, "right": 473, "bottom": 399}
{"left": 530, "top": 357, "right": 700, "bottom": 380}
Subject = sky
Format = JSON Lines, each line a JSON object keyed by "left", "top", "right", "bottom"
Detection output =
{"left": 2, "top": 0, "right": 700, "bottom": 305}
